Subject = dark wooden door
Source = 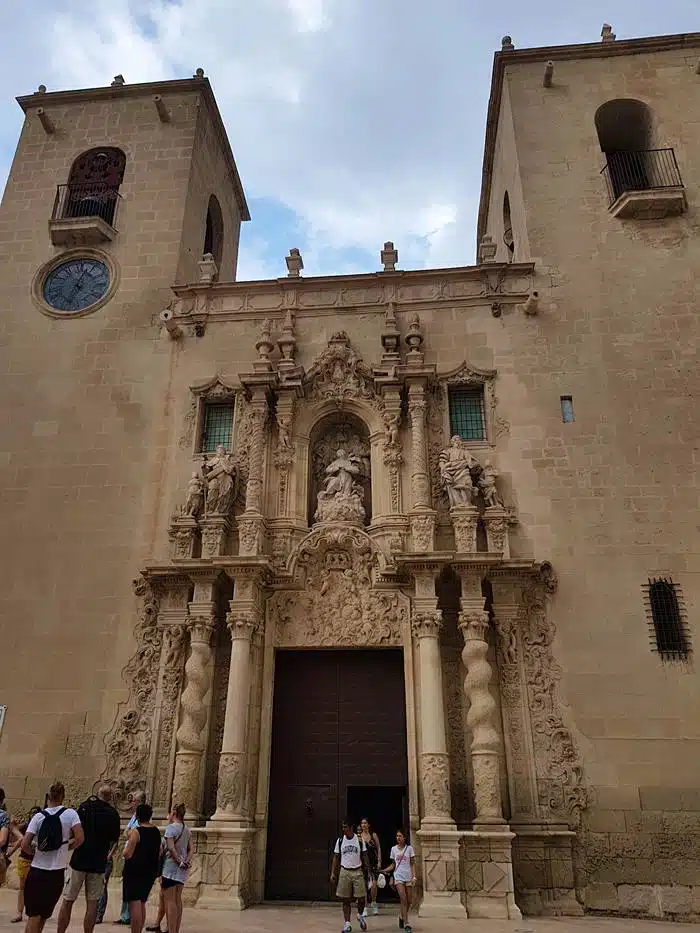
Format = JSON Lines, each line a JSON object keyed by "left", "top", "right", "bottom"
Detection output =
{"left": 265, "top": 649, "right": 408, "bottom": 901}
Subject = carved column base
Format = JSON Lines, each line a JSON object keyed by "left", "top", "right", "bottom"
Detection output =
{"left": 238, "top": 513, "right": 265, "bottom": 557}
{"left": 169, "top": 515, "right": 199, "bottom": 560}
{"left": 450, "top": 505, "right": 479, "bottom": 553}
{"left": 471, "top": 750, "right": 507, "bottom": 827}
{"left": 416, "top": 829, "right": 466, "bottom": 918}
{"left": 200, "top": 516, "right": 230, "bottom": 558}
{"left": 410, "top": 510, "right": 436, "bottom": 552}
{"left": 419, "top": 752, "right": 454, "bottom": 827}
{"left": 484, "top": 506, "right": 509, "bottom": 557}
{"left": 461, "top": 829, "right": 522, "bottom": 920}
{"left": 209, "top": 751, "right": 246, "bottom": 823}
{"left": 184, "top": 826, "right": 256, "bottom": 910}
{"left": 172, "top": 750, "right": 204, "bottom": 819}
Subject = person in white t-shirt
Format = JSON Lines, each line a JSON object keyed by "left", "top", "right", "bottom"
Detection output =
{"left": 330, "top": 819, "right": 369, "bottom": 933}
{"left": 379, "top": 829, "right": 416, "bottom": 933}
{"left": 20, "top": 782, "right": 84, "bottom": 933}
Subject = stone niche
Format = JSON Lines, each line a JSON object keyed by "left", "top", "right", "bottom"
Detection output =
{"left": 309, "top": 411, "right": 372, "bottom": 526}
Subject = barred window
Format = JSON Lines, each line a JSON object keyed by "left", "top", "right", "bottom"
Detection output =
{"left": 448, "top": 387, "right": 486, "bottom": 441}
{"left": 645, "top": 578, "right": 690, "bottom": 661}
{"left": 201, "top": 402, "right": 234, "bottom": 453}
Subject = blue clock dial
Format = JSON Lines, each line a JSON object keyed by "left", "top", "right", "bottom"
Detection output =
{"left": 43, "top": 258, "right": 110, "bottom": 313}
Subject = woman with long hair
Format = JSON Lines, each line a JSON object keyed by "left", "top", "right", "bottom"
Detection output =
{"left": 160, "top": 804, "right": 191, "bottom": 933}
{"left": 122, "top": 804, "right": 161, "bottom": 933}
{"left": 358, "top": 818, "right": 381, "bottom": 917}
{"left": 379, "top": 828, "right": 416, "bottom": 933}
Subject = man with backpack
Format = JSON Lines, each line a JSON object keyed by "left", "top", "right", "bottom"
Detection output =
{"left": 56, "top": 786, "right": 120, "bottom": 933}
{"left": 20, "top": 782, "right": 84, "bottom": 933}
{"left": 330, "top": 818, "right": 370, "bottom": 933}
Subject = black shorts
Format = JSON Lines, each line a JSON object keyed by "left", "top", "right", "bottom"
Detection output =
{"left": 161, "top": 877, "right": 183, "bottom": 890}
{"left": 123, "top": 874, "right": 157, "bottom": 904}
{"left": 24, "top": 867, "right": 65, "bottom": 920}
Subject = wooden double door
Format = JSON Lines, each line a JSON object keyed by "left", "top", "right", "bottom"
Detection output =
{"left": 265, "top": 649, "right": 409, "bottom": 901}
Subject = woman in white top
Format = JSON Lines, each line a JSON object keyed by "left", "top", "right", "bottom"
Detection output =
{"left": 379, "top": 829, "right": 416, "bottom": 933}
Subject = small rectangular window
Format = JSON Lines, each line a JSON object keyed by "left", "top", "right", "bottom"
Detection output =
{"left": 560, "top": 396, "right": 574, "bottom": 423}
{"left": 448, "top": 387, "right": 486, "bottom": 441}
{"left": 645, "top": 578, "right": 691, "bottom": 661}
{"left": 201, "top": 402, "right": 234, "bottom": 453}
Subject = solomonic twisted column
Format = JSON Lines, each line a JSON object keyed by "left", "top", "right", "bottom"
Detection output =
{"left": 458, "top": 609, "right": 505, "bottom": 825}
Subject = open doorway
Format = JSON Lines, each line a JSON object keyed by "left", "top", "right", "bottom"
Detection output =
{"left": 347, "top": 785, "right": 408, "bottom": 903}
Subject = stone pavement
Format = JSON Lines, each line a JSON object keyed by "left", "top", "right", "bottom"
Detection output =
{"left": 0, "top": 890, "right": 698, "bottom": 933}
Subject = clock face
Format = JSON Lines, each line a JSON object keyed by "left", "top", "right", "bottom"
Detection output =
{"left": 42, "top": 258, "right": 110, "bottom": 313}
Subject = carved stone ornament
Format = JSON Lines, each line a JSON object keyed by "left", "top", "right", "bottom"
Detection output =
{"left": 203, "top": 446, "right": 238, "bottom": 517}
{"left": 411, "top": 512, "right": 436, "bottom": 552}
{"left": 421, "top": 752, "right": 451, "bottom": 817}
{"left": 271, "top": 526, "right": 406, "bottom": 647}
{"left": 305, "top": 332, "right": 377, "bottom": 407}
{"left": 152, "top": 624, "right": 187, "bottom": 807}
{"left": 100, "top": 577, "right": 162, "bottom": 802}
{"left": 450, "top": 505, "right": 479, "bottom": 553}
{"left": 315, "top": 448, "right": 366, "bottom": 525}
{"left": 216, "top": 751, "right": 245, "bottom": 813}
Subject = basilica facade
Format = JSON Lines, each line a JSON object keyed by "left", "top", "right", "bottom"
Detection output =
{"left": 0, "top": 28, "right": 698, "bottom": 922}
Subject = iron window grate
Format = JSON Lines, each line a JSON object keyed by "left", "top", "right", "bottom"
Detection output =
{"left": 448, "top": 387, "right": 486, "bottom": 441}
{"left": 201, "top": 403, "right": 234, "bottom": 453}
{"left": 643, "top": 578, "right": 691, "bottom": 662}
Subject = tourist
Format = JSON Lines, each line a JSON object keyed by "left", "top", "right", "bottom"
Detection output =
{"left": 358, "top": 818, "right": 381, "bottom": 918}
{"left": 95, "top": 852, "right": 113, "bottom": 925}
{"left": 330, "top": 819, "right": 369, "bottom": 933}
{"left": 379, "top": 829, "right": 416, "bottom": 933}
{"left": 7, "top": 808, "right": 41, "bottom": 923}
{"left": 20, "top": 782, "right": 84, "bottom": 933}
{"left": 144, "top": 887, "right": 166, "bottom": 933}
{"left": 116, "top": 790, "right": 146, "bottom": 925}
{"left": 1, "top": 791, "right": 25, "bottom": 890}
{"left": 160, "top": 804, "right": 191, "bottom": 933}
{"left": 56, "top": 786, "right": 121, "bottom": 933}
{"left": 121, "top": 804, "right": 161, "bottom": 933}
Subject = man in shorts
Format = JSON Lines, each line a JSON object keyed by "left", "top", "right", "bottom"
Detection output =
{"left": 330, "top": 819, "right": 369, "bottom": 933}
{"left": 56, "top": 786, "right": 121, "bottom": 933}
{"left": 21, "top": 782, "right": 84, "bottom": 933}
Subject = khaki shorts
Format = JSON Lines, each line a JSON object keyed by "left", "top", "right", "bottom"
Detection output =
{"left": 336, "top": 867, "right": 365, "bottom": 900}
{"left": 63, "top": 868, "right": 106, "bottom": 902}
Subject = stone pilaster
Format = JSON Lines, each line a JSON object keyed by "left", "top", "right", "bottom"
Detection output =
{"left": 408, "top": 384, "right": 437, "bottom": 551}
{"left": 273, "top": 392, "right": 296, "bottom": 518}
{"left": 239, "top": 391, "right": 268, "bottom": 556}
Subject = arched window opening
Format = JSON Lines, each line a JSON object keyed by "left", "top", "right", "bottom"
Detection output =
{"left": 595, "top": 99, "right": 656, "bottom": 199}
{"left": 646, "top": 578, "right": 690, "bottom": 661}
{"left": 502, "top": 191, "right": 514, "bottom": 260}
{"left": 203, "top": 194, "right": 224, "bottom": 268}
{"left": 64, "top": 147, "right": 126, "bottom": 226}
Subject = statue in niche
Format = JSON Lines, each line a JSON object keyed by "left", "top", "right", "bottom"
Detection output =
{"left": 315, "top": 448, "right": 366, "bottom": 525}
{"left": 203, "top": 444, "right": 237, "bottom": 516}
{"left": 184, "top": 470, "right": 206, "bottom": 518}
{"left": 479, "top": 459, "right": 503, "bottom": 508}
{"left": 439, "top": 435, "right": 478, "bottom": 508}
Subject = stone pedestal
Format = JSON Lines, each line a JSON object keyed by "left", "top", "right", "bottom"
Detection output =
{"left": 237, "top": 514, "right": 265, "bottom": 556}
{"left": 186, "top": 826, "right": 256, "bottom": 910}
{"left": 410, "top": 510, "right": 436, "bottom": 551}
{"left": 461, "top": 829, "right": 522, "bottom": 919}
{"left": 450, "top": 505, "right": 479, "bottom": 553}
{"left": 417, "top": 829, "right": 466, "bottom": 919}
{"left": 484, "top": 505, "right": 509, "bottom": 557}
{"left": 200, "top": 515, "right": 230, "bottom": 558}
{"left": 168, "top": 515, "right": 198, "bottom": 560}
{"left": 512, "top": 828, "right": 582, "bottom": 917}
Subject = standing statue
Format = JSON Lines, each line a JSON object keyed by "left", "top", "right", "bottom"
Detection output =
{"left": 439, "top": 435, "right": 478, "bottom": 507}
{"left": 315, "top": 448, "right": 366, "bottom": 524}
{"left": 184, "top": 470, "right": 205, "bottom": 518}
{"left": 479, "top": 459, "right": 502, "bottom": 508}
{"left": 204, "top": 444, "right": 237, "bottom": 516}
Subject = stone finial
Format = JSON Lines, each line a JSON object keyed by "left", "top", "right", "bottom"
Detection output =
{"left": 501, "top": 36, "right": 515, "bottom": 51}
{"left": 405, "top": 312, "right": 424, "bottom": 359}
{"left": 380, "top": 302, "right": 401, "bottom": 363}
{"left": 111, "top": 74, "right": 125, "bottom": 86}
{"left": 478, "top": 234, "right": 498, "bottom": 264}
{"left": 36, "top": 85, "right": 47, "bottom": 94}
{"left": 285, "top": 248, "right": 304, "bottom": 278}
{"left": 254, "top": 318, "right": 274, "bottom": 370}
{"left": 543, "top": 61, "right": 554, "bottom": 87}
{"left": 278, "top": 308, "right": 297, "bottom": 363}
{"left": 601, "top": 24, "right": 616, "bottom": 42}
{"left": 194, "top": 67, "right": 205, "bottom": 78}
{"left": 380, "top": 241, "right": 399, "bottom": 272}
{"left": 198, "top": 252, "right": 218, "bottom": 284}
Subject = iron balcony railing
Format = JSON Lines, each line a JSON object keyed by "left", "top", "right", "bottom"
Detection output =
{"left": 601, "top": 148, "right": 683, "bottom": 206}
{"left": 52, "top": 183, "right": 122, "bottom": 228}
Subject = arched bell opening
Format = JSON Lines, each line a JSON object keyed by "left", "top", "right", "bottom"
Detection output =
{"left": 307, "top": 411, "right": 372, "bottom": 526}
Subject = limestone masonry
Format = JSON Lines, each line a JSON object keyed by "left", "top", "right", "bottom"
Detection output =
{"left": 0, "top": 28, "right": 698, "bottom": 922}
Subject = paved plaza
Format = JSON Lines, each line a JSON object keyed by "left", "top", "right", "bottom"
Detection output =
{"left": 1, "top": 889, "right": 698, "bottom": 933}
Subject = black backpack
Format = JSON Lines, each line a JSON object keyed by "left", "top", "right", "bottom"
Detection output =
{"left": 37, "top": 808, "right": 66, "bottom": 852}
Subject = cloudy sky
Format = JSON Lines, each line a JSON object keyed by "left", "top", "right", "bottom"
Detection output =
{"left": 0, "top": 1, "right": 696, "bottom": 279}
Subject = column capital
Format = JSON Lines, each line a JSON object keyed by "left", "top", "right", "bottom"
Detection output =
{"left": 458, "top": 609, "right": 490, "bottom": 641}
{"left": 411, "top": 611, "right": 443, "bottom": 639}
{"left": 226, "top": 609, "right": 262, "bottom": 641}
{"left": 187, "top": 613, "right": 215, "bottom": 644}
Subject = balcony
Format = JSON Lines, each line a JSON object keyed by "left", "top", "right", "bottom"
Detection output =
{"left": 49, "top": 183, "right": 122, "bottom": 247}
{"left": 601, "top": 149, "right": 686, "bottom": 219}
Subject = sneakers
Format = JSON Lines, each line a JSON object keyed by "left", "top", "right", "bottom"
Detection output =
{"left": 405, "top": 926, "right": 413, "bottom": 933}
{"left": 358, "top": 915, "right": 367, "bottom": 932}
{"left": 371, "top": 903, "right": 379, "bottom": 916}
{"left": 343, "top": 923, "right": 352, "bottom": 933}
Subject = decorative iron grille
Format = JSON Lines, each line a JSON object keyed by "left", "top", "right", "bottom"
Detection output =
{"left": 448, "top": 387, "right": 486, "bottom": 441}
{"left": 644, "top": 578, "right": 691, "bottom": 661}
{"left": 201, "top": 403, "right": 234, "bottom": 453}
{"left": 601, "top": 149, "right": 683, "bottom": 206}
{"left": 52, "top": 183, "right": 122, "bottom": 228}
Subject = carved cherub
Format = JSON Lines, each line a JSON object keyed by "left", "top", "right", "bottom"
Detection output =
{"left": 383, "top": 409, "right": 401, "bottom": 446}
{"left": 277, "top": 414, "right": 292, "bottom": 449}
{"left": 479, "top": 459, "right": 502, "bottom": 508}
{"left": 184, "top": 470, "right": 205, "bottom": 518}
